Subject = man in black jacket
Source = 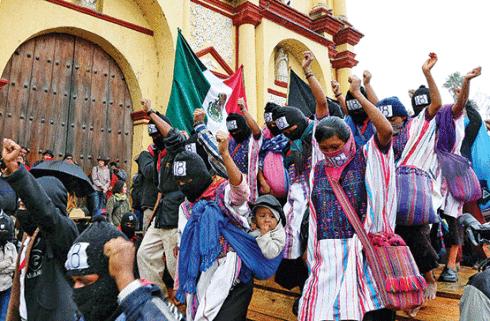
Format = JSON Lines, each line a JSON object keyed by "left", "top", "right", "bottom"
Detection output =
{"left": 2, "top": 138, "right": 79, "bottom": 321}
{"left": 134, "top": 125, "right": 162, "bottom": 233}
{"left": 137, "top": 100, "right": 185, "bottom": 298}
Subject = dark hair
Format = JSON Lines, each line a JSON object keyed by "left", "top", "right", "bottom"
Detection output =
{"left": 315, "top": 116, "right": 351, "bottom": 143}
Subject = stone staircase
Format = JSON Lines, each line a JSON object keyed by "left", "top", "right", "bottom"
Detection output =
{"left": 247, "top": 265, "right": 475, "bottom": 321}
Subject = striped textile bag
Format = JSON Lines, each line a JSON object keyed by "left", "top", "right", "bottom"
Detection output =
{"left": 327, "top": 175, "right": 427, "bottom": 310}
{"left": 436, "top": 104, "right": 482, "bottom": 202}
{"left": 396, "top": 165, "right": 439, "bottom": 225}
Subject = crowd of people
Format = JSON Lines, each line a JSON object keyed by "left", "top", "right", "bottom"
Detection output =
{"left": 0, "top": 50, "right": 488, "bottom": 321}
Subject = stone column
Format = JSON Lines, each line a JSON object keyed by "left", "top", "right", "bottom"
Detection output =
{"left": 233, "top": 3, "right": 262, "bottom": 119}
{"left": 333, "top": 0, "right": 347, "bottom": 19}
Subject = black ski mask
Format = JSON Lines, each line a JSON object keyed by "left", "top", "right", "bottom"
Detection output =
{"left": 226, "top": 113, "right": 251, "bottom": 143}
{"left": 272, "top": 106, "right": 308, "bottom": 141}
{"left": 345, "top": 87, "right": 368, "bottom": 125}
{"left": 120, "top": 212, "right": 138, "bottom": 239}
{"left": 65, "top": 222, "right": 127, "bottom": 321}
{"left": 411, "top": 85, "right": 431, "bottom": 117}
{"left": 148, "top": 113, "right": 173, "bottom": 150}
{"left": 264, "top": 102, "right": 282, "bottom": 136}
{"left": 173, "top": 151, "right": 213, "bottom": 203}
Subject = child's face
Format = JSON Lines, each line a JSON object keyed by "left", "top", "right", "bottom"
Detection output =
{"left": 255, "top": 207, "right": 278, "bottom": 233}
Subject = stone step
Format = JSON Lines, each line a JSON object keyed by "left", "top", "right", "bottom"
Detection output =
{"left": 396, "top": 296, "right": 460, "bottom": 321}
{"left": 247, "top": 265, "right": 476, "bottom": 321}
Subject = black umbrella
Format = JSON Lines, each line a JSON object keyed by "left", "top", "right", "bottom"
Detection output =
{"left": 30, "top": 160, "right": 94, "bottom": 197}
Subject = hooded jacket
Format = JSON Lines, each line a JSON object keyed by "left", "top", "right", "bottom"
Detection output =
{"left": 5, "top": 167, "right": 79, "bottom": 321}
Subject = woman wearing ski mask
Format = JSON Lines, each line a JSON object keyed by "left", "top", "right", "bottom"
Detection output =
{"left": 174, "top": 133, "right": 281, "bottom": 321}
{"left": 226, "top": 97, "right": 262, "bottom": 201}
{"left": 299, "top": 74, "right": 396, "bottom": 321}
{"left": 270, "top": 52, "right": 328, "bottom": 314}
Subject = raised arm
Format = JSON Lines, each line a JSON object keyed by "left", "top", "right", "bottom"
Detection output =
{"left": 141, "top": 99, "right": 172, "bottom": 137}
{"left": 216, "top": 131, "right": 242, "bottom": 186}
{"left": 363, "top": 70, "right": 379, "bottom": 105}
{"left": 2, "top": 139, "right": 78, "bottom": 257}
{"left": 349, "top": 76, "right": 393, "bottom": 146}
{"left": 452, "top": 67, "right": 482, "bottom": 117}
{"left": 238, "top": 98, "right": 261, "bottom": 139}
{"left": 302, "top": 51, "right": 328, "bottom": 119}
{"left": 331, "top": 80, "right": 348, "bottom": 116}
{"left": 193, "top": 109, "right": 228, "bottom": 178}
{"left": 423, "top": 53, "right": 443, "bottom": 118}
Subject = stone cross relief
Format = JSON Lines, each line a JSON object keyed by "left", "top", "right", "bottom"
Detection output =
{"left": 275, "top": 47, "right": 289, "bottom": 83}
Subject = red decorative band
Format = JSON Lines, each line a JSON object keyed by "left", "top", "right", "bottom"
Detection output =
{"left": 46, "top": 0, "right": 154, "bottom": 36}
{"left": 268, "top": 88, "right": 287, "bottom": 98}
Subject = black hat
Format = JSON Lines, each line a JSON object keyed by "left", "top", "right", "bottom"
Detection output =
{"left": 43, "top": 149, "right": 54, "bottom": 157}
{"left": 249, "top": 195, "right": 286, "bottom": 226}
{"left": 63, "top": 153, "right": 73, "bottom": 160}
{"left": 65, "top": 221, "right": 126, "bottom": 276}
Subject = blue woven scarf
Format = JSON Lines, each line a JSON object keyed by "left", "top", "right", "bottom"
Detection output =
{"left": 177, "top": 200, "right": 282, "bottom": 302}
{"left": 259, "top": 134, "right": 289, "bottom": 169}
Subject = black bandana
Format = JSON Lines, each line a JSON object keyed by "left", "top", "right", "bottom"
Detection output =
{"left": 226, "top": 113, "right": 251, "bottom": 143}
{"left": 173, "top": 151, "right": 213, "bottom": 202}
{"left": 272, "top": 106, "right": 308, "bottom": 141}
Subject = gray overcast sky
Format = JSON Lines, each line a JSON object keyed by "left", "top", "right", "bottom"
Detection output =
{"left": 348, "top": 0, "right": 490, "bottom": 116}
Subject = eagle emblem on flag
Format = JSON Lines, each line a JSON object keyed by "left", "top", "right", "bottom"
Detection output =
{"left": 207, "top": 93, "right": 227, "bottom": 122}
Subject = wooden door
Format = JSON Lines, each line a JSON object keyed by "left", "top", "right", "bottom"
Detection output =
{"left": 0, "top": 33, "right": 133, "bottom": 174}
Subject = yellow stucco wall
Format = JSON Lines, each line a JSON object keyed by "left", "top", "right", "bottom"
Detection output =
{"left": 0, "top": 0, "right": 353, "bottom": 174}
{"left": 255, "top": 18, "right": 333, "bottom": 124}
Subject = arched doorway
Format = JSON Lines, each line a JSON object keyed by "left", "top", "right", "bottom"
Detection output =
{"left": 0, "top": 33, "right": 133, "bottom": 173}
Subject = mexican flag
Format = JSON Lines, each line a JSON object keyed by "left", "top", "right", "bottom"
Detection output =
{"left": 166, "top": 30, "right": 246, "bottom": 134}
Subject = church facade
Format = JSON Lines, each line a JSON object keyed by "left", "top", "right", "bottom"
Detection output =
{"left": 0, "top": 0, "right": 362, "bottom": 173}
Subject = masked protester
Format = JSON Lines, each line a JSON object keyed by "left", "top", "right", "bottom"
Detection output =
{"left": 411, "top": 85, "right": 431, "bottom": 117}
{"left": 134, "top": 122, "right": 166, "bottom": 233}
{"left": 1, "top": 138, "right": 79, "bottom": 321}
{"left": 118, "top": 212, "right": 142, "bottom": 277}
{"left": 174, "top": 135, "right": 281, "bottom": 321}
{"left": 344, "top": 86, "right": 376, "bottom": 146}
{"left": 257, "top": 103, "right": 289, "bottom": 201}
{"left": 298, "top": 69, "right": 398, "bottom": 321}
{"left": 0, "top": 212, "right": 16, "bottom": 320}
{"left": 269, "top": 51, "right": 329, "bottom": 316}
{"left": 225, "top": 99, "right": 262, "bottom": 201}
{"left": 65, "top": 221, "right": 183, "bottom": 321}
{"left": 137, "top": 99, "right": 185, "bottom": 297}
